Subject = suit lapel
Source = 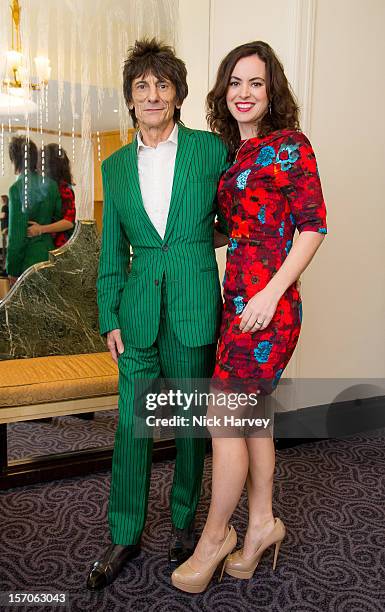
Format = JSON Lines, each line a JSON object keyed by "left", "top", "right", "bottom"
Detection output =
{"left": 124, "top": 137, "right": 162, "bottom": 243}
{"left": 163, "top": 125, "right": 195, "bottom": 243}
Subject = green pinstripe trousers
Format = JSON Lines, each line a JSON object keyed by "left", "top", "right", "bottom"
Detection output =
{"left": 109, "top": 283, "right": 216, "bottom": 544}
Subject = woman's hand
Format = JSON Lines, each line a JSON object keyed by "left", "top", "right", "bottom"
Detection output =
{"left": 27, "top": 221, "right": 43, "bottom": 237}
{"left": 239, "top": 287, "right": 280, "bottom": 333}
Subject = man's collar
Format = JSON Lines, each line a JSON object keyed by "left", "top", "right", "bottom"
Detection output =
{"left": 137, "top": 122, "right": 178, "bottom": 150}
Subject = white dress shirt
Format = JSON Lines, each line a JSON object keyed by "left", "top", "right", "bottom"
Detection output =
{"left": 137, "top": 123, "right": 178, "bottom": 239}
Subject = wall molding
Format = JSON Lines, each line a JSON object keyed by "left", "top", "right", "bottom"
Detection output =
{"left": 208, "top": 0, "right": 216, "bottom": 90}
{"left": 287, "top": 0, "right": 317, "bottom": 136}
{"left": 284, "top": 0, "right": 317, "bottom": 389}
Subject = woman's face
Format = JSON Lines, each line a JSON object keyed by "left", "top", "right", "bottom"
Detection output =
{"left": 226, "top": 54, "right": 268, "bottom": 131}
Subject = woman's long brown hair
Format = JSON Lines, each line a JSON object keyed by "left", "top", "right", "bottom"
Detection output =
{"left": 207, "top": 41, "right": 300, "bottom": 159}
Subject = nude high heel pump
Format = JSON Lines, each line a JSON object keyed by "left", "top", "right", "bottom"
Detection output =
{"left": 225, "top": 518, "right": 285, "bottom": 579}
{"left": 171, "top": 525, "right": 237, "bottom": 593}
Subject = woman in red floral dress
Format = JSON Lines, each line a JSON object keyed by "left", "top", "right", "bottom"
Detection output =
{"left": 27, "top": 144, "right": 75, "bottom": 246}
{"left": 172, "top": 41, "right": 327, "bottom": 593}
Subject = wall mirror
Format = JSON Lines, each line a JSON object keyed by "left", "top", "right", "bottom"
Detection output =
{"left": 0, "top": 0, "right": 179, "bottom": 467}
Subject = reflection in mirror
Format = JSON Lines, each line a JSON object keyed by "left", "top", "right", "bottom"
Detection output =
{"left": 6, "top": 135, "right": 74, "bottom": 289}
{"left": 1, "top": 0, "right": 178, "bottom": 297}
{"left": 0, "top": 82, "right": 122, "bottom": 295}
{"left": 0, "top": 194, "right": 8, "bottom": 297}
{"left": 0, "top": 0, "right": 179, "bottom": 469}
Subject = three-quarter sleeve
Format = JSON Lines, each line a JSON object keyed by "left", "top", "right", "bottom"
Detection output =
{"left": 280, "top": 133, "right": 327, "bottom": 235}
{"left": 60, "top": 183, "right": 76, "bottom": 225}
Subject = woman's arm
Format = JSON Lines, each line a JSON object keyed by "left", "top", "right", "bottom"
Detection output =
{"left": 27, "top": 219, "right": 74, "bottom": 237}
{"left": 240, "top": 133, "right": 327, "bottom": 333}
{"left": 239, "top": 232, "right": 324, "bottom": 332}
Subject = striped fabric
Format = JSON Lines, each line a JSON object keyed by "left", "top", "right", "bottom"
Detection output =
{"left": 97, "top": 123, "right": 228, "bottom": 544}
{"left": 109, "top": 287, "right": 216, "bottom": 544}
{"left": 7, "top": 173, "right": 62, "bottom": 276}
{"left": 97, "top": 123, "right": 228, "bottom": 347}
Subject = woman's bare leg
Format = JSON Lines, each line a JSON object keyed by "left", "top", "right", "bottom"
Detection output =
{"left": 187, "top": 436, "right": 249, "bottom": 570}
{"left": 242, "top": 435, "right": 275, "bottom": 558}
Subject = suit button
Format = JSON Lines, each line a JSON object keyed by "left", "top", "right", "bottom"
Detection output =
{"left": 154, "top": 279, "right": 159, "bottom": 286}
{"left": 162, "top": 244, "right": 169, "bottom": 252}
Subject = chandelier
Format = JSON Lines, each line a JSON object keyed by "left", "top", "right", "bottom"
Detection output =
{"left": 1, "top": 0, "right": 51, "bottom": 114}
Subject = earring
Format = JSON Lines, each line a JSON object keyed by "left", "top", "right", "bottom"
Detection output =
{"left": 268, "top": 102, "right": 272, "bottom": 115}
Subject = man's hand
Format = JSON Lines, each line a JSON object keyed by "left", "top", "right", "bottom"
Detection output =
{"left": 107, "top": 329, "right": 125, "bottom": 364}
{"left": 27, "top": 221, "right": 43, "bottom": 237}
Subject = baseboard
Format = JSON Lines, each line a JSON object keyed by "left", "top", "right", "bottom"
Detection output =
{"left": 274, "top": 394, "right": 385, "bottom": 449}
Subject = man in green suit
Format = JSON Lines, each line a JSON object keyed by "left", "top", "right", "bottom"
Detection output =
{"left": 87, "top": 39, "right": 227, "bottom": 590}
{"left": 6, "top": 137, "right": 62, "bottom": 287}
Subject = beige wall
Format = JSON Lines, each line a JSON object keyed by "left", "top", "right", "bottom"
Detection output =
{"left": 176, "top": 0, "right": 211, "bottom": 130}
{"left": 299, "top": 0, "right": 385, "bottom": 378}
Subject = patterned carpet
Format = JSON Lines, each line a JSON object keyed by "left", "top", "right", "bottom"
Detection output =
{"left": 7, "top": 411, "right": 118, "bottom": 461}
{"left": 1, "top": 431, "right": 385, "bottom": 612}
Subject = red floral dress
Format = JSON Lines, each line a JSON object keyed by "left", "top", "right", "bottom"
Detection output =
{"left": 53, "top": 181, "right": 76, "bottom": 248}
{"left": 213, "top": 129, "right": 327, "bottom": 394}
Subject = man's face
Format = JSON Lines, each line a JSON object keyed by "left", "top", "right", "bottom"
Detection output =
{"left": 129, "top": 72, "right": 180, "bottom": 131}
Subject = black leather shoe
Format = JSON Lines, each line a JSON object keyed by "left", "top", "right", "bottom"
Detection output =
{"left": 86, "top": 543, "right": 141, "bottom": 591}
{"left": 168, "top": 522, "right": 196, "bottom": 565}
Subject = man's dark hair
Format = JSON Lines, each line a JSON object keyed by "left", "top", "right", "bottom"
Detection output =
{"left": 123, "top": 38, "right": 188, "bottom": 127}
{"left": 9, "top": 136, "right": 38, "bottom": 173}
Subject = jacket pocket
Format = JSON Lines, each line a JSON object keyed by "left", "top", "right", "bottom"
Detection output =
{"left": 200, "top": 266, "right": 218, "bottom": 272}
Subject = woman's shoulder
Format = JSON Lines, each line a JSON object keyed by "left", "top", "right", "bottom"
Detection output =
{"left": 275, "top": 131, "right": 317, "bottom": 156}
{"left": 265, "top": 129, "right": 311, "bottom": 147}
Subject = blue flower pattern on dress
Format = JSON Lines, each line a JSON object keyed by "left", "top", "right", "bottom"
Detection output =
{"left": 258, "top": 205, "right": 266, "bottom": 224}
{"left": 276, "top": 143, "right": 300, "bottom": 171}
{"left": 236, "top": 169, "right": 251, "bottom": 190}
{"left": 233, "top": 296, "right": 245, "bottom": 314}
{"left": 254, "top": 341, "right": 273, "bottom": 363}
{"left": 317, "top": 227, "right": 327, "bottom": 234}
{"left": 228, "top": 238, "right": 238, "bottom": 254}
{"left": 213, "top": 131, "right": 327, "bottom": 393}
{"left": 285, "top": 240, "right": 292, "bottom": 255}
{"left": 255, "top": 146, "right": 275, "bottom": 168}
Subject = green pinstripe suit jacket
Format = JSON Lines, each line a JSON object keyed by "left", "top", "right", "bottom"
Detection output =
{"left": 97, "top": 123, "right": 228, "bottom": 348}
